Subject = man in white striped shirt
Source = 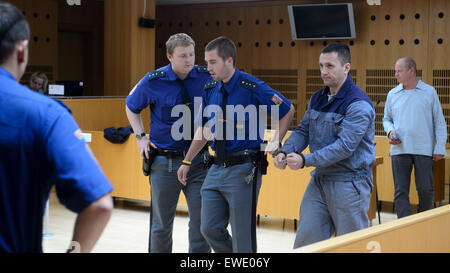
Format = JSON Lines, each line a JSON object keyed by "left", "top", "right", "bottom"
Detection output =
{"left": 383, "top": 57, "right": 447, "bottom": 218}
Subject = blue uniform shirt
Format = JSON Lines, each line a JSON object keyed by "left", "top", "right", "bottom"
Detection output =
{"left": 126, "top": 64, "right": 212, "bottom": 151}
{"left": 202, "top": 69, "right": 292, "bottom": 152}
{"left": 0, "top": 67, "right": 113, "bottom": 253}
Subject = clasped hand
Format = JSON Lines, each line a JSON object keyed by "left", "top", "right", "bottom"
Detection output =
{"left": 274, "top": 152, "right": 304, "bottom": 170}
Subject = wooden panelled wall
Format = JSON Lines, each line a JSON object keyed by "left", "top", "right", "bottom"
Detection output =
{"left": 8, "top": 0, "right": 156, "bottom": 97}
{"left": 156, "top": 0, "right": 450, "bottom": 142}
{"left": 8, "top": 0, "right": 58, "bottom": 86}
{"left": 9, "top": 0, "right": 106, "bottom": 96}
{"left": 104, "top": 0, "right": 156, "bottom": 96}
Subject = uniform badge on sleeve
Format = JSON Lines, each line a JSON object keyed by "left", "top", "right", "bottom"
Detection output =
{"left": 271, "top": 94, "right": 283, "bottom": 106}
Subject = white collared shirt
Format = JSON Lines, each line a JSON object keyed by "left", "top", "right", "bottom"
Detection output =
{"left": 383, "top": 80, "right": 447, "bottom": 156}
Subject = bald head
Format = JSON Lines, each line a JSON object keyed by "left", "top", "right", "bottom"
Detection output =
{"left": 396, "top": 57, "right": 417, "bottom": 75}
{"left": 394, "top": 57, "right": 418, "bottom": 88}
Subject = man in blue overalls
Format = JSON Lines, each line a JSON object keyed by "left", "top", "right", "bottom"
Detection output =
{"left": 178, "top": 36, "right": 295, "bottom": 253}
{"left": 126, "top": 33, "right": 211, "bottom": 253}
{"left": 0, "top": 2, "right": 113, "bottom": 253}
{"left": 274, "top": 43, "right": 376, "bottom": 248}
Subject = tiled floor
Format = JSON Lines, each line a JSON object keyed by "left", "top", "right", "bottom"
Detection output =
{"left": 42, "top": 184, "right": 449, "bottom": 253}
{"left": 43, "top": 194, "right": 298, "bottom": 253}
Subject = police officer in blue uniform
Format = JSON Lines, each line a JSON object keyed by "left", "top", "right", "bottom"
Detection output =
{"left": 178, "top": 36, "right": 295, "bottom": 253}
{"left": 0, "top": 2, "right": 113, "bottom": 253}
{"left": 126, "top": 33, "right": 211, "bottom": 253}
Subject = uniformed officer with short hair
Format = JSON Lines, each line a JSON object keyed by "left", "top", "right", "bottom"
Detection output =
{"left": 126, "top": 33, "right": 211, "bottom": 253}
{"left": 0, "top": 1, "right": 113, "bottom": 253}
{"left": 178, "top": 36, "right": 295, "bottom": 253}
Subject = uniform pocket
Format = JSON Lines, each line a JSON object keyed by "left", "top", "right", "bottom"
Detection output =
{"left": 151, "top": 155, "right": 167, "bottom": 172}
{"left": 333, "top": 181, "right": 361, "bottom": 209}
{"left": 309, "top": 111, "right": 343, "bottom": 146}
{"left": 309, "top": 110, "right": 320, "bottom": 120}
{"left": 308, "top": 111, "right": 322, "bottom": 146}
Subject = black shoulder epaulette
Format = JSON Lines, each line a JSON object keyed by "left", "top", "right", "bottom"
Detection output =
{"left": 240, "top": 79, "right": 258, "bottom": 92}
{"left": 147, "top": 70, "right": 166, "bottom": 81}
{"left": 204, "top": 80, "right": 218, "bottom": 90}
{"left": 196, "top": 66, "right": 208, "bottom": 73}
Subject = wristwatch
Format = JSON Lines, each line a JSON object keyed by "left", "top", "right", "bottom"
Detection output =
{"left": 135, "top": 132, "right": 146, "bottom": 140}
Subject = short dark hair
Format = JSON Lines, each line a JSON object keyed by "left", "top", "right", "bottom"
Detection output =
{"left": 320, "top": 43, "right": 351, "bottom": 65}
{"left": 0, "top": 1, "right": 30, "bottom": 64}
{"left": 205, "top": 36, "right": 237, "bottom": 67}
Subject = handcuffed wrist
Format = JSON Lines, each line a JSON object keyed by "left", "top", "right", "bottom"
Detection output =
{"left": 300, "top": 153, "right": 305, "bottom": 168}
{"left": 295, "top": 152, "right": 305, "bottom": 168}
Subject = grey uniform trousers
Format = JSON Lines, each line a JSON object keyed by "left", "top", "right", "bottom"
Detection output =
{"left": 200, "top": 161, "right": 262, "bottom": 253}
{"left": 149, "top": 152, "right": 210, "bottom": 253}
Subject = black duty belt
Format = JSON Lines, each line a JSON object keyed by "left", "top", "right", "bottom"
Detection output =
{"left": 154, "top": 144, "right": 210, "bottom": 158}
{"left": 212, "top": 150, "right": 260, "bottom": 168}
{"left": 155, "top": 149, "right": 186, "bottom": 157}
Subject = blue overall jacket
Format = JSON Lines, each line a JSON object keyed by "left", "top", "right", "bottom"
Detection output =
{"left": 281, "top": 74, "right": 375, "bottom": 180}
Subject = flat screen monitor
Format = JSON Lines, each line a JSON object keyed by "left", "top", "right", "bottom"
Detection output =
{"left": 54, "top": 80, "right": 84, "bottom": 96}
{"left": 48, "top": 84, "right": 64, "bottom": 96}
{"left": 288, "top": 3, "right": 356, "bottom": 40}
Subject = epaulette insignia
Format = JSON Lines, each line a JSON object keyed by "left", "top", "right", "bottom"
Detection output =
{"left": 204, "top": 80, "right": 218, "bottom": 90}
{"left": 240, "top": 79, "right": 258, "bottom": 92}
{"left": 148, "top": 70, "right": 166, "bottom": 81}
{"left": 196, "top": 66, "right": 208, "bottom": 73}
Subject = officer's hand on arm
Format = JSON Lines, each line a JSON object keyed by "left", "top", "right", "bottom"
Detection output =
{"left": 388, "top": 130, "right": 401, "bottom": 145}
{"left": 267, "top": 105, "right": 295, "bottom": 156}
{"left": 274, "top": 152, "right": 287, "bottom": 170}
{"left": 265, "top": 141, "right": 281, "bottom": 155}
{"left": 286, "top": 153, "right": 304, "bottom": 170}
